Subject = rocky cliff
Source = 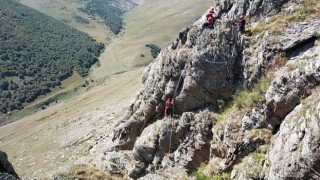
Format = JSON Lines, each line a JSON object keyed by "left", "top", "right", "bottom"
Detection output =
{"left": 0, "top": 151, "right": 20, "bottom": 179}
{"left": 103, "top": 0, "right": 320, "bottom": 179}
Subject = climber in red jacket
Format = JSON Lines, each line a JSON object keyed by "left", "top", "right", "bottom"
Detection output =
{"left": 203, "top": 13, "right": 214, "bottom": 28}
{"left": 165, "top": 98, "right": 174, "bottom": 118}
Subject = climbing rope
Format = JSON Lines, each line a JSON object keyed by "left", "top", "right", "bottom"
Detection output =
{"left": 168, "top": 70, "right": 185, "bottom": 154}
{"left": 168, "top": 116, "right": 173, "bottom": 154}
{"left": 166, "top": 21, "right": 241, "bottom": 154}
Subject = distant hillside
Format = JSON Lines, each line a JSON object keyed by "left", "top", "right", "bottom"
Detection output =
{"left": 0, "top": 0, "right": 105, "bottom": 114}
{"left": 79, "top": 0, "right": 137, "bottom": 34}
{"left": 18, "top": 0, "right": 136, "bottom": 38}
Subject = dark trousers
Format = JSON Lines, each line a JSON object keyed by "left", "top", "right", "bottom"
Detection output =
{"left": 203, "top": 23, "right": 213, "bottom": 29}
{"left": 166, "top": 108, "right": 173, "bottom": 118}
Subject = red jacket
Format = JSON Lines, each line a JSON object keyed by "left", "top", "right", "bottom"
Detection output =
{"left": 206, "top": 13, "right": 213, "bottom": 19}
{"left": 166, "top": 100, "right": 173, "bottom": 108}
{"left": 207, "top": 16, "right": 214, "bottom": 25}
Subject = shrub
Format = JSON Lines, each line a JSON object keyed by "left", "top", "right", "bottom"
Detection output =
{"left": 73, "top": 15, "right": 90, "bottom": 24}
{"left": 192, "top": 172, "right": 211, "bottom": 180}
{"left": 145, "top": 43, "right": 161, "bottom": 58}
{"left": 58, "top": 165, "right": 112, "bottom": 180}
{"left": 297, "top": 6, "right": 309, "bottom": 19}
{"left": 232, "top": 76, "right": 272, "bottom": 110}
{"left": 272, "top": 55, "right": 288, "bottom": 69}
{"left": 250, "top": 152, "right": 266, "bottom": 165}
{"left": 216, "top": 99, "right": 226, "bottom": 109}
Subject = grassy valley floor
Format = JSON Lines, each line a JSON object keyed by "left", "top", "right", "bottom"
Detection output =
{"left": 0, "top": 68, "right": 143, "bottom": 178}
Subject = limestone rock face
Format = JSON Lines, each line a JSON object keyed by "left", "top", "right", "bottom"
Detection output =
{"left": 112, "top": 18, "right": 243, "bottom": 150}
{"left": 105, "top": 0, "right": 320, "bottom": 179}
{"left": 263, "top": 88, "right": 320, "bottom": 179}
{"left": 0, "top": 151, "right": 19, "bottom": 179}
{"left": 108, "top": 110, "right": 214, "bottom": 178}
{"left": 216, "top": 0, "right": 288, "bottom": 18}
{"left": 265, "top": 37, "right": 320, "bottom": 131}
{"left": 112, "top": 0, "right": 291, "bottom": 154}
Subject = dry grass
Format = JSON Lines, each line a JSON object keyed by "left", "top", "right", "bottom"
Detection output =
{"left": 286, "top": 62, "right": 298, "bottom": 72}
{"left": 248, "top": 0, "right": 320, "bottom": 35}
{"left": 216, "top": 76, "right": 272, "bottom": 123}
{"left": 92, "top": 0, "right": 212, "bottom": 79}
{"left": 58, "top": 165, "right": 115, "bottom": 180}
{"left": 0, "top": 68, "right": 144, "bottom": 178}
{"left": 0, "top": 71, "right": 85, "bottom": 124}
{"left": 19, "top": 0, "right": 113, "bottom": 43}
{"left": 271, "top": 55, "right": 288, "bottom": 69}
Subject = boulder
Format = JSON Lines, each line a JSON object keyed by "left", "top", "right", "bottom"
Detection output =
{"left": 105, "top": 110, "right": 214, "bottom": 178}
{"left": 265, "top": 43, "right": 320, "bottom": 130}
{"left": 263, "top": 88, "right": 320, "bottom": 179}
{"left": 0, "top": 151, "right": 19, "bottom": 179}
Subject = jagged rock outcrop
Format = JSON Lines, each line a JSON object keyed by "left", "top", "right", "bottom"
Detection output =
{"left": 204, "top": 116, "right": 271, "bottom": 175}
{"left": 104, "top": 0, "right": 320, "bottom": 179}
{"left": 0, "top": 151, "right": 19, "bottom": 179}
{"left": 112, "top": 16, "right": 243, "bottom": 150}
{"left": 106, "top": 110, "right": 214, "bottom": 178}
{"left": 111, "top": 0, "right": 291, "bottom": 153}
{"left": 216, "top": 0, "right": 288, "bottom": 18}
{"left": 265, "top": 24, "right": 320, "bottom": 131}
{"left": 111, "top": 0, "right": 292, "bottom": 153}
{"left": 263, "top": 87, "right": 320, "bottom": 179}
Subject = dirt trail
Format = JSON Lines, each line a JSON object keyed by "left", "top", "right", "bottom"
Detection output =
{"left": 0, "top": 68, "right": 143, "bottom": 178}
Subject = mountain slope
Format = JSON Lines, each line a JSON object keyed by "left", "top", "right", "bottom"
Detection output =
{"left": 92, "top": 0, "right": 212, "bottom": 79}
{"left": 18, "top": 0, "right": 137, "bottom": 41}
{"left": 0, "top": 0, "right": 214, "bottom": 178}
{"left": 0, "top": 0, "right": 104, "bottom": 115}
{"left": 105, "top": 0, "right": 320, "bottom": 179}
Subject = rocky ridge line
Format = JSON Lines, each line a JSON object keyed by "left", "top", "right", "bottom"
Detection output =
{"left": 100, "top": 0, "right": 320, "bottom": 179}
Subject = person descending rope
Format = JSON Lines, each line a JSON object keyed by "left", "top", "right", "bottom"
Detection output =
{"left": 165, "top": 98, "right": 174, "bottom": 118}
